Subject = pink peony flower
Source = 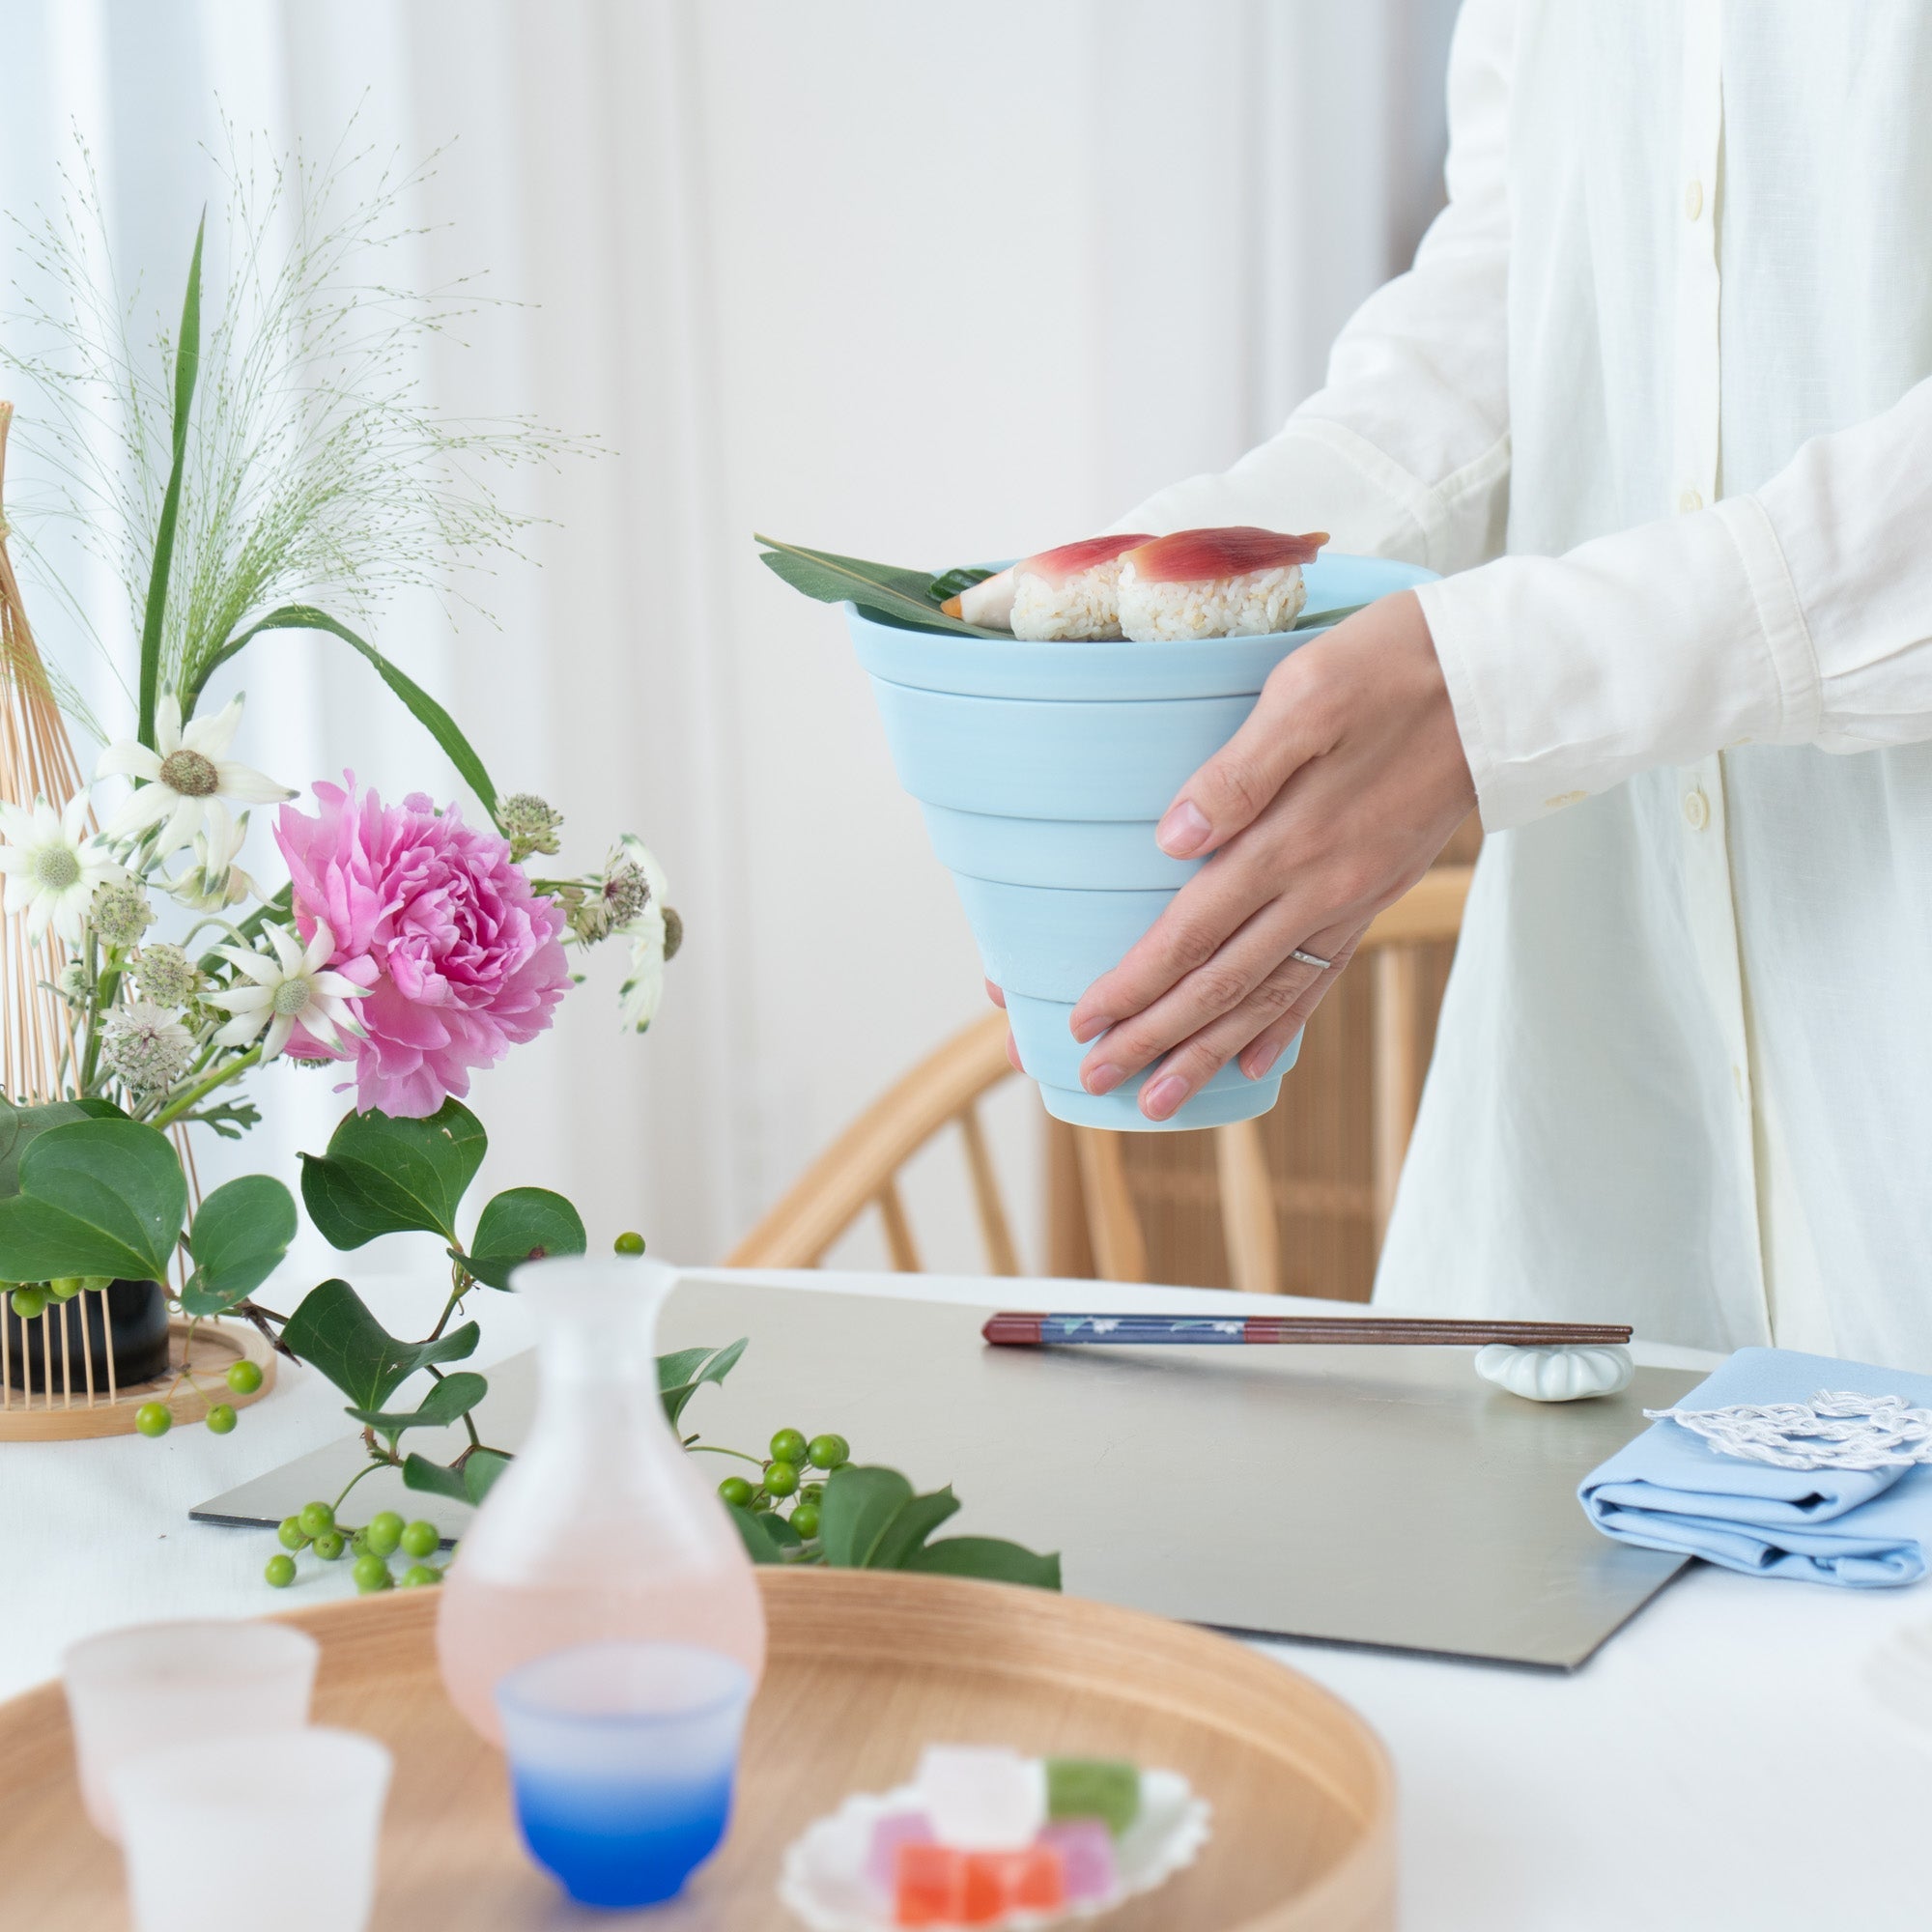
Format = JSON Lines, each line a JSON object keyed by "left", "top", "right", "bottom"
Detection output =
{"left": 274, "top": 776, "right": 572, "bottom": 1118}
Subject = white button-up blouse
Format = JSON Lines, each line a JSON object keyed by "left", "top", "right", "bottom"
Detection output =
{"left": 1120, "top": 1, "right": 1932, "bottom": 1363}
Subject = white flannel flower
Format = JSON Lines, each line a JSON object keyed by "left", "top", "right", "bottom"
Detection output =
{"left": 611, "top": 836, "right": 671, "bottom": 1033}
{"left": 0, "top": 794, "right": 125, "bottom": 946}
{"left": 207, "top": 921, "right": 366, "bottom": 1063}
{"left": 96, "top": 693, "right": 295, "bottom": 857}
{"left": 163, "top": 803, "right": 259, "bottom": 911}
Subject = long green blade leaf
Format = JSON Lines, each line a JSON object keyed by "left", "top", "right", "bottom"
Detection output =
{"left": 138, "top": 213, "right": 206, "bottom": 749}
{"left": 185, "top": 606, "right": 498, "bottom": 818}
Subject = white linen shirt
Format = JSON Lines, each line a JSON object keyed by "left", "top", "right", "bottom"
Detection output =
{"left": 1120, "top": 1, "right": 1932, "bottom": 1364}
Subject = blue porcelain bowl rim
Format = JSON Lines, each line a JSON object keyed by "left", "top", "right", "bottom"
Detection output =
{"left": 494, "top": 1641, "right": 753, "bottom": 1728}
{"left": 845, "top": 554, "right": 1437, "bottom": 701}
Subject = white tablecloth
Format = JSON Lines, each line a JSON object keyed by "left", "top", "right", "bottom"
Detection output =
{"left": 6, "top": 1266, "right": 1929, "bottom": 1931}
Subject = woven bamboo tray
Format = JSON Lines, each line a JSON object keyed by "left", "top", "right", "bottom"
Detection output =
{"left": 0, "top": 1317, "right": 277, "bottom": 1442}
{"left": 0, "top": 1568, "right": 1395, "bottom": 1930}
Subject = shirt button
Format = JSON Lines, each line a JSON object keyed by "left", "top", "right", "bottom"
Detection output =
{"left": 1683, "top": 787, "right": 1711, "bottom": 831}
{"left": 1678, "top": 485, "right": 1704, "bottom": 513}
{"left": 1685, "top": 178, "right": 1704, "bottom": 220}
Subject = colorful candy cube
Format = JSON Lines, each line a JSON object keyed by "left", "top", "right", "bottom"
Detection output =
{"left": 867, "top": 1809, "right": 936, "bottom": 1894}
{"left": 893, "top": 1843, "right": 1066, "bottom": 1927}
{"left": 914, "top": 1745, "right": 1046, "bottom": 1850}
{"left": 1044, "top": 1756, "right": 1140, "bottom": 1836}
{"left": 991, "top": 1847, "right": 1065, "bottom": 1911}
{"left": 1038, "top": 1819, "right": 1119, "bottom": 1902}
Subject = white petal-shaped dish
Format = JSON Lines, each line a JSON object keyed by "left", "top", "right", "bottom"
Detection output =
{"left": 778, "top": 1769, "right": 1210, "bottom": 1932}
{"left": 1475, "top": 1343, "right": 1634, "bottom": 1404}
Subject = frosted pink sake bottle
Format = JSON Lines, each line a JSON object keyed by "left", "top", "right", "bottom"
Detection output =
{"left": 437, "top": 1256, "right": 767, "bottom": 1744}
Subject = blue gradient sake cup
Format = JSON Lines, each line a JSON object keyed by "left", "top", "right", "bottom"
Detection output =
{"left": 495, "top": 1642, "right": 752, "bottom": 1909}
{"left": 847, "top": 554, "right": 1436, "bottom": 1129}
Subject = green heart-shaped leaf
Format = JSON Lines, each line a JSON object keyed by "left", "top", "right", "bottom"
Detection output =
{"left": 458, "top": 1187, "right": 586, "bottom": 1290}
{"left": 346, "top": 1370, "right": 489, "bottom": 1436}
{"left": 180, "top": 1174, "right": 298, "bottom": 1316}
{"left": 904, "top": 1536, "right": 1062, "bottom": 1590}
{"left": 463, "top": 1448, "right": 511, "bottom": 1504}
{"left": 816, "top": 1464, "right": 915, "bottom": 1568}
{"left": 279, "top": 1277, "right": 480, "bottom": 1411}
{"left": 299, "top": 1100, "right": 486, "bottom": 1249}
{"left": 0, "top": 1097, "right": 99, "bottom": 1200}
{"left": 400, "top": 1453, "right": 468, "bottom": 1503}
{"left": 0, "top": 1119, "right": 185, "bottom": 1282}
{"left": 660, "top": 1337, "right": 748, "bottom": 1430}
{"left": 401, "top": 1444, "right": 512, "bottom": 1507}
{"left": 727, "top": 1503, "right": 801, "bottom": 1564}
{"left": 862, "top": 1484, "right": 962, "bottom": 1570}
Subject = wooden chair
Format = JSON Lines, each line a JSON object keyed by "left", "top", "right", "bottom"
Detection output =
{"left": 728, "top": 867, "right": 1473, "bottom": 1290}
{"left": 728, "top": 1009, "right": 1020, "bottom": 1274}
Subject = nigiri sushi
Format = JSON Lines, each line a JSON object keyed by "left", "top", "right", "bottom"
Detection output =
{"left": 942, "top": 534, "right": 1153, "bottom": 640}
{"left": 1117, "top": 527, "right": 1327, "bottom": 641}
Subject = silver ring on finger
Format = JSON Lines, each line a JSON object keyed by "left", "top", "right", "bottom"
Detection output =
{"left": 1289, "top": 946, "right": 1333, "bottom": 972}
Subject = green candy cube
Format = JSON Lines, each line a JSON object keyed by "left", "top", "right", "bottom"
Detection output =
{"left": 1043, "top": 1756, "right": 1141, "bottom": 1836}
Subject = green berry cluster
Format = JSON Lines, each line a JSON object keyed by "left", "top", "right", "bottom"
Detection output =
{"left": 8, "top": 1276, "right": 111, "bottom": 1322}
{"left": 717, "top": 1427, "right": 849, "bottom": 1544}
{"left": 266, "top": 1502, "right": 446, "bottom": 1593}
{"left": 129, "top": 1358, "right": 268, "bottom": 1440}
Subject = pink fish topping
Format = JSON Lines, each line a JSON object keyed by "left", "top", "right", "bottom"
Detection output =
{"left": 1123, "top": 526, "right": 1326, "bottom": 584}
{"left": 1016, "top": 533, "right": 1154, "bottom": 585}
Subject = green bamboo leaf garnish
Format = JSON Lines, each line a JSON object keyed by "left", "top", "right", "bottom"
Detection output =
{"left": 1294, "top": 600, "right": 1368, "bottom": 629}
{"left": 927, "top": 564, "right": 994, "bottom": 603}
{"left": 754, "top": 534, "right": 1010, "bottom": 639}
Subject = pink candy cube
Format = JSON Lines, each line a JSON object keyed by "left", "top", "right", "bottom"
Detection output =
{"left": 1038, "top": 1819, "right": 1118, "bottom": 1902}
{"left": 867, "top": 1809, "right": 937, "bottom": 1894}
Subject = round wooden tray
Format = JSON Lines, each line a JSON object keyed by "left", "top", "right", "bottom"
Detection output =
{"left": 0, "top": 1570, "right": 1395, "bottom": 1930}
{"left": 0, "top": 1318, "right": 277, "bottom": 1442}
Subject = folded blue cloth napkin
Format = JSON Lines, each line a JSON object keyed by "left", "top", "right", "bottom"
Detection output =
{"left": 1579, "top": 1346, "right": 1932, "bottom": 1586}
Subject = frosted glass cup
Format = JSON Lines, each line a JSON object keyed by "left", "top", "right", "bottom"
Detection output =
{"left": 111, "top": 1728, "right": 392, "bottom": 1932}
{"left": 63, "top": 1619, "right": 320, "bottom": 1837}
{"left": 496, "top": 1642, "right": 753, "bottom": 1909}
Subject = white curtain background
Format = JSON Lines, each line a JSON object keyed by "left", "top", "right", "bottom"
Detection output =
{"left": 0, "top": 0, "right": 1458, "bottom": 1289}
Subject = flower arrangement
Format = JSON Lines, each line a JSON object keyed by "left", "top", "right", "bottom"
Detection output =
{"left": 0, "top": 138, "right": 1057, "bottom": 1598}
{"left": 0, "top": 146, "right": 676, "bottom": 1464}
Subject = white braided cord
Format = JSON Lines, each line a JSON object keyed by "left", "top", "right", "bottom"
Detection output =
{"left": 1644, "top": 1390, "right": 1932, "bottom": 1470}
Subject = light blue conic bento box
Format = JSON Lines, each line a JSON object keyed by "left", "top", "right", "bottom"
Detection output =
{"left": 847, "top": 554, "right": 1435, "bottom": 1129}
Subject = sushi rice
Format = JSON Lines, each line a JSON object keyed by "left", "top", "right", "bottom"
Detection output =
{"left": 1010, "top": 555, "right": 1134, "bottom": 639}
{"left": 1116, "top": 556, "right": 1309, "bottom": 641}
{"left": 1006, "top": 533, "right": 1151, "bottom": 641}
{"left": 946, "top": 526, "right": 1329, "bottom": 642}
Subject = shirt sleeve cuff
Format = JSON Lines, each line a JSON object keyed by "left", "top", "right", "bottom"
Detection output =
{"left": 1415, "top": 496, "right": 1823, "bottom": 832}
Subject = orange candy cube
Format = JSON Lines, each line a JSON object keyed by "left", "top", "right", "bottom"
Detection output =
{"left": 894, "top": 1843, "right": 1066, "bottom": 1926}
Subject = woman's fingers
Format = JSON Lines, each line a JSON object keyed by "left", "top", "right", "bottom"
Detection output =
{"left": 1240, "top": 1009, "right": 1305, "bottom": 1081}
{"left": 1070, "top": 829, "right": 1291, "bottom": 1045}
{"left": 1134, "top": 927, "right": 1368, "bottom": 1122}
{"left": 1151, "top": 617, "right": 1350, "bottom": 860}
{"left": 983, "top": 979, "right": 1007, "bottom": 1009}
{"left": 1079, "top": 895, "right": 1355, "bottom": 1091}
{"left": 1072, "top": 592, "right": 1471, "bottom": 1068}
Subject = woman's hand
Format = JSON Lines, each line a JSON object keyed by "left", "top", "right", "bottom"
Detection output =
{"left": 1067, "top": 590, "right": 1475, "bottom": 1121}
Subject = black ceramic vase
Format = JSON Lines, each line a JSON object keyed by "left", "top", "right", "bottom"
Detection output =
{"left": 2, "top": 1277, "right": 171, "bottom": 1395}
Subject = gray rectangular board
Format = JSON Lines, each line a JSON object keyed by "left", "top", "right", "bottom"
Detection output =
{"left": 194, "top": 1277, "right": 1696, "bottom": 1670}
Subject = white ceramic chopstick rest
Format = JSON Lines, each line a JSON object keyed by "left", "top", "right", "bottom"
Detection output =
{"left": 1475, "top": 1344, "right": 1634, "bottom": 1404}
